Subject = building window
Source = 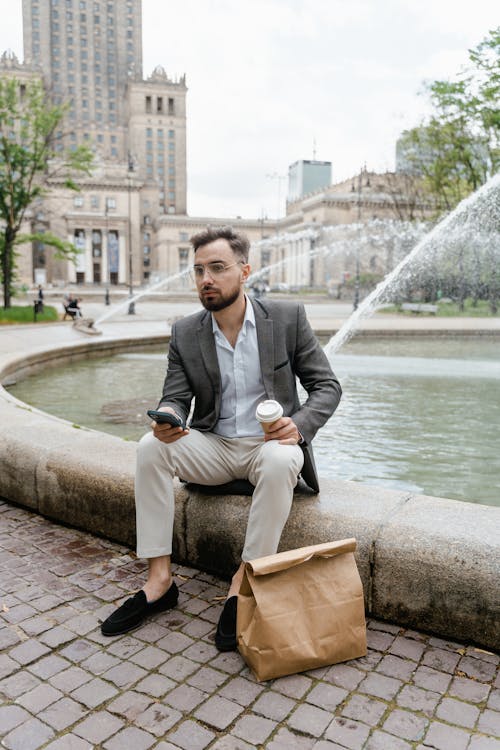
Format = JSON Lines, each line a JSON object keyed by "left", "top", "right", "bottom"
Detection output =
{"left": 106, "top": 197, "right": 116, "bottom": 210}
{"left": 168, "top": 129, "right": 175, "bottom": 138}
{"left": 157, "top": 97, "right": 163, "bottom": 113}
{"left": 145, "top": 96, "right": 151, "bottom": 113}
{"left": 74, "top": 196, "right": 84, "bottom": 208}
{"left": 90, "top": 195, "right": 99, "bottom": 208}
{"left": 168, "top": 98, "right": 175, "bottom": 115}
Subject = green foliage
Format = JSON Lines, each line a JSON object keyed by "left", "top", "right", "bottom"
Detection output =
{"left": 0, "top": 304, "right": 59, "bottom": 323}
{"left": 399, "top": 28, "right": 500, "bottom": 213}
{"left": 0, "top": 77, "right": 93, "bottom": 308}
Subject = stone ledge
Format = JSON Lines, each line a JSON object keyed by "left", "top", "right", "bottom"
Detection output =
{"left": 0, "top": 333, "right": 498, "bottom": 650}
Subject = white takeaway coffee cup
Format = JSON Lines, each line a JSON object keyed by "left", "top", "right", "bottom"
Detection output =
{"left": 255, "top": 400, "right": 284, "bottom": 433}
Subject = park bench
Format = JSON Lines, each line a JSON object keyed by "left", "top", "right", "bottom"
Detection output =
{"left": 401, "top": 303, "right": 438, "bottom": 315}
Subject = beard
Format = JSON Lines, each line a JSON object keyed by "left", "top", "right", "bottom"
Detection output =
{"left": 199, "top": 284, "right": 241, "bottom": 312}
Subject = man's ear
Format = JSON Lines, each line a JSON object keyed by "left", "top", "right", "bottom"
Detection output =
{"left": 240, "top": 263, "right": 251, "bottom": 283}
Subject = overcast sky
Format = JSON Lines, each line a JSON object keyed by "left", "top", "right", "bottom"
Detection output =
{"left": 0, "top": 0, "right": 498, "bottom": 219}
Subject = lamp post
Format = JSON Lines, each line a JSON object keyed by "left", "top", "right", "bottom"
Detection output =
{"left": 104, "top": 202, "right": 110, "bottom": 305}
{"left": 353, "top": 167, "right": 362, "bottom": 311}
{"left": 127, "top": 152, "right": 135, "bottom": 315}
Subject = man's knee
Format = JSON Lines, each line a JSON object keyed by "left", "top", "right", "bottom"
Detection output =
{"left": 257, "top": 443, "right": 304, "bottom": 480}
{"left": 137, "top": 431, "right": 173, "bottom": 471}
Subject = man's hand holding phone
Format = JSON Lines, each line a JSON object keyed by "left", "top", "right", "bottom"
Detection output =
{"left": 147, "top": 408, "right": 189, "bottom": 444}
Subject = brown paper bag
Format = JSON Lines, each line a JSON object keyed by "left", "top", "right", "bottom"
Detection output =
{"left": 237, "top": 538, "right": 367, "bottom": 681}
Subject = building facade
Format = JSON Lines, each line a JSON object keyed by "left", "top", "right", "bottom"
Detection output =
{"left": 2, "top": 0, "right": 187, "bottom": 288}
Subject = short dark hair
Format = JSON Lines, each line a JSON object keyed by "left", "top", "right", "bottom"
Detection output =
{"left": 190, "top": 225, "right": 250, "bottom": 263}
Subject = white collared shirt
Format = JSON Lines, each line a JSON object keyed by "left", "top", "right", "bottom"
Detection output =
{"left": 212, "top": 297, "right": 267, "bottom": 437}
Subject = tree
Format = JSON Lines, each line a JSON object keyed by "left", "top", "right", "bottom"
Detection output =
{"left": 0, "top": 77, "right": 93, "bottom": 308}
{"left": 398, "top": 27, "right": 500, "bottom": 213}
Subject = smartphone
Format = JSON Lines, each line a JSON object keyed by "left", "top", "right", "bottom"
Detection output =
{"left": 146, "top": 409, "right": 186, "bottom": 429}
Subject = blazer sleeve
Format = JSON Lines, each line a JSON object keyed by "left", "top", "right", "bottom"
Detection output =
{"left": 290, "top": 303, "right": 342, "bottom": 445}
{"left": 157, "top": 322, "right": 193, "bottom": 423}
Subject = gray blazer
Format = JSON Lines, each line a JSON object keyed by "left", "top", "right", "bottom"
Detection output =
{"left": 158, "top": 298, "right": 342, "bottom": 492}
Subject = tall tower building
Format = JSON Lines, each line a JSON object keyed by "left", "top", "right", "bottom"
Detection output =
{"left": 5, "top": 0, "right": 188, "bottom": 286}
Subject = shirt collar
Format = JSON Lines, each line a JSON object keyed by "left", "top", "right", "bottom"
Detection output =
{"left": 211, "top": 295, "right": 255, "bottom": 334}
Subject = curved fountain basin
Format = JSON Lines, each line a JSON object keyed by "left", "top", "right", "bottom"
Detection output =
{"left": 0, "top": 325, "right": 499, "bottom": 650}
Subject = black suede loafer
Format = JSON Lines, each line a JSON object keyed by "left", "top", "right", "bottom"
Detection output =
{"left": 101, "top": 581, "right": 178, "bottom": 636}
{"left": 215, "top": 595, "right": 238, "bottom": 652}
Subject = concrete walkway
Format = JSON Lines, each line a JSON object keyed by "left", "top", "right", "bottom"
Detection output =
{"left": 1, "top": 499, "right": 499, "bottom": 750}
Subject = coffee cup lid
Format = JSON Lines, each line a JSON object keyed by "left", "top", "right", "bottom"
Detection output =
{"left": 256, "top": 400, "right": 283, "bottom": 422}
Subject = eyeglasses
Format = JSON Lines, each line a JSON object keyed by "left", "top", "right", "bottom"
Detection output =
{"left": 191, "top": 261, "right": 242, "bottom": 280}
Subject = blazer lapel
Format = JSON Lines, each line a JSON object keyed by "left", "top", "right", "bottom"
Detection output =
{"left": 252, "top": 299, "right": 275, "bottom": 398}
{"left": 197, "top": 313, "right": 221, "bottom": 396}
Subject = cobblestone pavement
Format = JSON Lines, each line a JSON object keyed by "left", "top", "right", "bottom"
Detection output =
{"left": 1, "top": 500, "right": 499, "bottom": 750}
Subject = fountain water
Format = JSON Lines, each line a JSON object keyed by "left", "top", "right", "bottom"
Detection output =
{"left": 94, "top": 268, "right": 190, "bottom": 325}
{"left": 324, "top": 173, "right": 500, "bottom": 358}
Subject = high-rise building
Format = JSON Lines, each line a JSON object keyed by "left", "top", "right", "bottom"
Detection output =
{"left": 1, "top": 0, "right": 188, "bottom": 287}
{"left": 287, "top": 160, "right": 332, "bottom": 203}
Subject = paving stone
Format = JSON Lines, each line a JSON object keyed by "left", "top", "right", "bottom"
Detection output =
{"left": 1, "top": 670, "right": 41, "bottom": 699}
{"left": 38, "top": 626, "right": 75, "bottom": 648}
{"left": 107, "top": 690, "right": 153, "bottom": 721}
{"left": 396, "top": 685, "right": 441, "bottom": 716}
{"left": 377, "top": 654, "right": 416, "bottom": 681}
{"left": 194, "top": 695, "right": 244, "bottom": 730}
{"left": 27, "top": 654, "right": 69, "bottom": 680}
{"left": 273, "top": 673, "right": 313, "bottom": 699}
{"left": 0, "top": 654, "right": 19, "bottom": 680}
{"left": 186, "top": 665, "right": 228, "bottom": 691}
{"left": 80, "top": 651, "right": 121, "bottom": 675}
{"left": 412, "top": 665, "right": 452, "bottom": 693}
{"left": 135, "top": 673, "right": 176, "bottom": 698}
{"left": 217, "top": 675, "right": 264, "bottom": 707}
{"left": 488, "top": 689, "right": 500, "bottom": 711}
{"left": 105, "top": 635, "right": 143, "bottom": 659}
{"left": 167, "top": 719, "right": 215, "bottom": 750}
{"left": 230, "top": 713, "right": 276, "bottom": 744}
{"left": 436, "top": 696, "right": 481, "bottom": 728}
{"left": 422, "top": 720, "right": 471, "bottom": 750}
{"left": 477, "top": 708, "right": 500, "bottom": 736}
{"left": 210, "top": 651, "right": 245, "bottom": 675}
{"left": 382, "top": 707, "right": 428, "bottom": 741}
{"left": 156, "top": 630, "right": 194, "bottom": 654}
{"left": 364, "top": 730, "right": 412, "bottom": 749}
{"left": 133, "top": 621, "right": 170, "bottom": 643}
{"left": 164, "top": 683, "right": 207, "bottom": 711}
{"left": 342, "top": 693, "right": 388, "bottom": 725}
{"left": 0, "top": 705, "right": 31, "bottom": 734}
{"left": 1, "top": 603, "right": 38, "bottom": 624}
{"left": 358, "top": 672, "right": 403, "bottom": 700}
{"left": 181, "top": 617, "right": 214, "bottom": 638}
{"left": 8, "top": 638, "right": 51, "bottom": 665}
{"left": 458, "top": 656, "right": 497, "bottom": 682}
{"left": 101, "top": 661, "right": 148, "bottom": 688}
{"left": 128, "top": 645, "right": 168, "bottom": 669}
{"left": 16, "top": 683, "right": 63, "bottom": 712}
{"left": 306, "top": 682, "right": 348, "bottom": 711}
{"left": 19, "top": 615, "right": 53, "bottom": 636}
{"left": 183, "top": 640, "right": 219, "bottom": 663}
{"left": 49, "top": 666, "right": 92, "bottom": 692}
{"left": 325, "top": 717, "right": 371, "bottom": 749}
{"left": 71, "top": 676, "right": 119, "bottom": 708}
{"left": 427, "top": 635, "right": 463, "bottom": 651}
{"left": 313, "top": 742, "right": 350, "bottom": 750}
{"left": 38, "top": 697, "right": 88, "bottom": 731}
{"left": 252, "top": 690, "right": 296, "bottom": 721}
{"left": 158, "top": 654, "right": 200, "bottom": 681}
{"left": 369, "top": 620, "right": 402, "bottom": 635}
{"left": 209, "top": 736, "right": 255, "bottom": 750}
{"left": 288, "top": 704, "right": 333, "bottom": 737}
{"left": 135, "top": 702, "right": 183, "bottom": 736}
{"left": 323, "top": 663, "right": 365, "bottom": 690}
{"left": 367, "top": 629, "right": 396, "bottom": 651}
{"left": 266, "top": 727, "right": 316, "bottom": 749}
{"left": 449, "top": 676, "right": 491, "bottom": 704}
{"left": 59, "top": 639, "right": 99, "bottom": 663}
{"left": 466, "top": 647, "right": 499, "bottom": 665}
{"left": 103, "top": 725, "right": 156, "bottom": 750}
{"left": 43, "top": 735, "right": 92, "bottom": 750}
{"left": 422, "top": 647, "right": 461, "bottom": 673}
{"left": 2, "top": 716, "right": 55, "bottom": 750}
{"left": 389, "top": 635, "right": 427, "bottom": 662}
{"left": 468, "top": 736, "right": 500, "bottom": 750}
{"left": 73, "top": 710, "right": 124, "bottom": 743}
{"left": 0, "top": 628, "right": 21, "bottom": 650}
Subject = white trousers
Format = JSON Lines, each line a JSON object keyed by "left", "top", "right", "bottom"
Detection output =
{"left": 135, "top": 429, "right": 304, "bottom": 562}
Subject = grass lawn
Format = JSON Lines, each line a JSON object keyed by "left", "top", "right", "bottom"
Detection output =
{"left": 380, "top": 299, "right": 498, "bottom": 317}
{"left": 0, "top": 305, "right": 59, "bottom": 324}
